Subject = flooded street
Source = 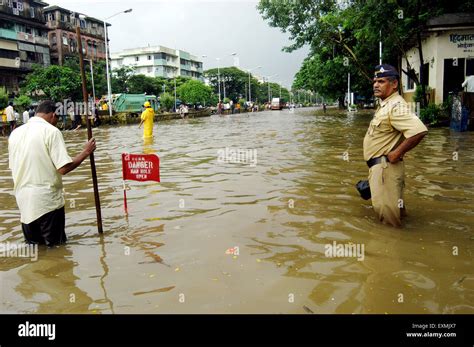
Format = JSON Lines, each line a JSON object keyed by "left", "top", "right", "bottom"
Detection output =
{"left": 1, "top": 107, "right": 473, "bottom": 314}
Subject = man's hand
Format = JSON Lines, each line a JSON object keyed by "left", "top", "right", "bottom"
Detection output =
{"left": 387, "top": 150, "right": 403, "bottom": 164}
{"left": 83, "top": 138, "right": 96, "bottom": 156}
{"left": 58, "top": 138, "right": 96, "bottom": 175}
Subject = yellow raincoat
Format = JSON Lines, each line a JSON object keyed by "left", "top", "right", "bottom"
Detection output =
{"left": 141, "top": 107, "right": 154, "bottom": 138}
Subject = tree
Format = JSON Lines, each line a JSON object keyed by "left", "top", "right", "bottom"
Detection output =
{"left": 177, "top": 79, "right": 213, "bottom": 106}
{"left": 0, "top": 87, "right": 9, "bottom": 110}
{"left": 64, "top": 56, "right": 108, "bottom": 98}
{"left": 14, "top": 95, "right": 32, "bottom": 112}
{"left": 204, "top": 67, "right": 251, "bottom": 101}
{"left": 159, "top": 92, "right": 174, "bottom": 112}
{"left": 111, "top": 66, "right": 135, "bottom": 93}
{"left": 127, "top": 74, "right": 159, "bottom": 95}
{"left": 258, "top": 0, "right": 474, "bottom": 107}
{"left": 22, "top": 65, "right": 82, "bottom": 101}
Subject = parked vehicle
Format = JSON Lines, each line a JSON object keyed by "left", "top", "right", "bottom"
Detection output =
{"left": 271, "top": 97, "right": 285, "bottom": 110}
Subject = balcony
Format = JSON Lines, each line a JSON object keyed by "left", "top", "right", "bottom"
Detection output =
{"left": 17, "top": 31, "right": 35, "bottom": 43}
{"left": 34, "top": 36, "right": 49, "bottom": 45}
{"left": 0, "top": 28, "right": 17, "bottom": 40}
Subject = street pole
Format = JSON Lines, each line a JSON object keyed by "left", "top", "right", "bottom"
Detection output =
{"left": 174, "top": 76, "right": 177, "bottom": 111}
{"left": 103, "top": 9, "right": 132, "bottom": 120}
{"left": 76, "top": 26, "right": 103, "bottom": 235}
{"left": 268, "top": 79, "right": 270, "bottom": 103}
{"left": 223, "top": 78, "right": 226, "bottom": 100}
{"left": 90, "top": 60, "right": 96, "bottom": 105}
{"left": 379, "top": 30, "right": 382, "bottom": 65}
{"left": 217, "top": 58, "right": 221, "bottom": 102}
{"left": 347, "top": 73, "right": 351, "bottom": 110}
{"left": 248, "top": 71, "right": 251, "bottom": 103}
{"left": 103, "top": 21, "right": 113, "bottom": 119}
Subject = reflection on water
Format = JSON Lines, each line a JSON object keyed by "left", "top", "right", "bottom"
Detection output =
{"left": 0, "top": 108, "right": 473, "bottom": 313}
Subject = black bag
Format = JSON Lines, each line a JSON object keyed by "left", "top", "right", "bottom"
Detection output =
{"left": 356, "top": 180, "right": 371, "bottom": 200}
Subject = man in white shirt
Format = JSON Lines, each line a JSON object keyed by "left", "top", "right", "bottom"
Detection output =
{"left": 5, "top": 102, "right": 15, "bottom": 133}
{"left": 462, "top": 75, "right": 474, "bottom": 92}
{"left": 8, "top": 100, "right": 96, "bottom": 246}
{"left": 22, "top": 109, "right": 29, "bottom": 124}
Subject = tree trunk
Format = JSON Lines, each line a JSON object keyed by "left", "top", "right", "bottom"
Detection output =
{"left": 415, "top": 0, "right": 428, "bottom": 108}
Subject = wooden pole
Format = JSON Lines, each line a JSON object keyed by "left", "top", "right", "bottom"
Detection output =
{"left": 76, "top": 26, "right": 103, "bottom": 234}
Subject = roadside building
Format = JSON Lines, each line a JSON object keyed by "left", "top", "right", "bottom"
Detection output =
{"left": 43, "top": 5, "right": 108, "bottom": 65}
{"left": 111, "top": 46, "right": 203, "bottom": 80}
{"left": 401, "top": 13, "right": 474, "bottom": 104}
{"left": 0, "top": 0, "right": 51, "bottom": 95}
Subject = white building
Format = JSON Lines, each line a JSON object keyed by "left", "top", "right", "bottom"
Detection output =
{"left": 111, "top": 45, "right": 203, "bottom": 80}
{"left": 401, "top": 13, "right": 474, "bottom": 104}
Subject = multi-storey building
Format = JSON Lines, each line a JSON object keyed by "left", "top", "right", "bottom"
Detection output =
{"left": 43, "top": 5, "right": 108, "bottom": 65}
{"left": 0, "top": 0, "right": 51, "bottom": 95}
{"left": 111, "top": 46, "right": 203, "bottom": 80}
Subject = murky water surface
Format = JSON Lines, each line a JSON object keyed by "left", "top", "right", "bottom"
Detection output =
{"left": 1, "top": 108, "right": 473, "bottom": 313}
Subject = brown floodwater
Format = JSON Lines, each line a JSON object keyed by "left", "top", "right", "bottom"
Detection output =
{"left": 0, "top": 108, "right": 473, "bottom": 314}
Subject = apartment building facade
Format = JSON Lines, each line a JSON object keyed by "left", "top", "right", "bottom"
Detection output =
{"left": 43, "top": 5, "right": 108, "bottom": 65}
{"left": 111, "top": 46, "right": 203, "bottom": 80}
{"left": 0, "top": 0, "right": 51, "bottom": 94}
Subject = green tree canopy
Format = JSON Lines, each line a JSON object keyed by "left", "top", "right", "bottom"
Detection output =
{"left": 22, "top": 65, "right": 81, "bottom": 101}
{"left": 177, "top": 79, "right": 213, "bottom": 106}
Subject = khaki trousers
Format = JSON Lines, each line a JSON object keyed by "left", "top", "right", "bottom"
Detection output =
{"left": 368, "top": 158, "right": 405, "bottom": 227}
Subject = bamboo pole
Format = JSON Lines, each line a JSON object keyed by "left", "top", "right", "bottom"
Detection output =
{"left": 76, "top": 26, "right": 103, "bottom": 234}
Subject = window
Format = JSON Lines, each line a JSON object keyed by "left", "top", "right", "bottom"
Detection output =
{"left": 30, "top": 7, "right": 35, "bottom": 18}
{"left": 80, "top": 19, "right": 86, "bottom": 29}
{"left": 406, "top": 73, "right": 415, "bottom": 90}
{"left": 63, "top": 35, "right": 68, "bottom": 45}
{"left": 147, "top": 66, "right": 152, "bottom": 73}
{"left": 135, "top": 56, "right": 139, "bottom": 62}
{"left": 60, "top": 14, "right": 65, "bottom": 22}
{"left": 148, "top": 55, "right": 152, "bottom": 60}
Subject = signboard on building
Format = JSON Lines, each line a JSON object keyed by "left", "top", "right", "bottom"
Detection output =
{"left": 449, "top": 33, "right": 474, "bottom": 53}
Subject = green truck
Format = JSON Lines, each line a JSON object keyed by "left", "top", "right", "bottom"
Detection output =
{"left": 112, "top": 94, "right": 159, "bottom": 114}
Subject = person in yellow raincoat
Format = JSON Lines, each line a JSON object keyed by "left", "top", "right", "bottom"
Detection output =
{"left": 138, "top": 101, "right": 154, "bottom": 138}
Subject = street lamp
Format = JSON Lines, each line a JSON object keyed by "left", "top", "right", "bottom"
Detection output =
{"left": 202, "top": 53, "right": 236, "bottom": 103}
{"left": 223, "top": 52, "right": 237, "bottom": 100}
{"left": 103, "top": 8, "right": 132, "bottom": 119}
{"left": 264, "top": 74, "right": 278, "bottom": 103}
{"left": 247, "top": 66, "right": 261, "bottom": 103}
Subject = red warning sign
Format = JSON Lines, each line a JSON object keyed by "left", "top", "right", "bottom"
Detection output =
{"left": 122, "top": 153, "right": 160, "bottom": 182}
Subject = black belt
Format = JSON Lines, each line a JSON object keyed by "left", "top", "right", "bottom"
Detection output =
{"left": 367, "top": 155, "right": 403, "bottom": 168}
{"left": 367, "top": 155, "right": 387, "bottom": 168}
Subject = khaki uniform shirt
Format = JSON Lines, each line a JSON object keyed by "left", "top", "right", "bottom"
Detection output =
{"left": 363, "top": 93, "right": 428, "bottom": 161}
{"left": 8, "top": 117, "right": 73, "bottom": 224}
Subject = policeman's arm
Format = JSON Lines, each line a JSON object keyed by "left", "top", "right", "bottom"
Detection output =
{"left": 387, "top": 131, "right": 427, "bottom": 163}
{"left": 58, "top": 138, "right": 96, "bottom": 175}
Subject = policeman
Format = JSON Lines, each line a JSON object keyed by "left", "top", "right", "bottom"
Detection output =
{"left": 363, "top": 64, "right": 428, "bottom": 227}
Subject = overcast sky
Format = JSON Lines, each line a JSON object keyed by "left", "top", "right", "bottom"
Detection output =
{"left": 47, "top": 0, "right": 309, "bottom": 89}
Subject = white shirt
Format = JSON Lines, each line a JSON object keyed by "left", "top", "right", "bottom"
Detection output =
{"left": 8, "top": 117, "right": 73, "bottom": 224}
{"left": 5, "top": 105, "right": 14, "bottom": 122}
{"left": 22, "top": 111, "right": 29, "bottom": 124}
{"left": 462, "top": 75, "right": 474, "bottom": 92}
